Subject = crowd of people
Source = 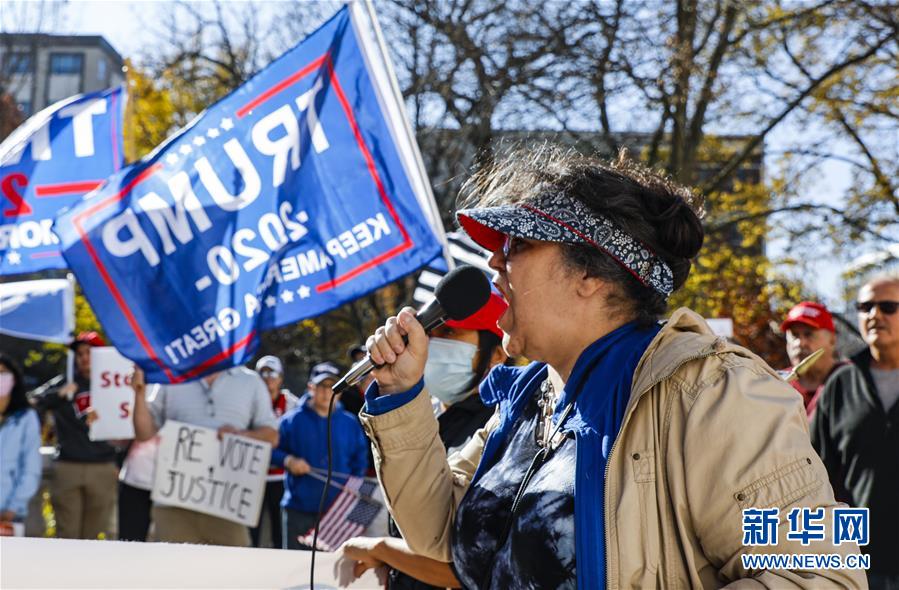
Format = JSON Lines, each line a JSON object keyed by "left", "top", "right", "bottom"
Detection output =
{"left": 0, "top": 300, "right": 512, "bottom": 555}
{"left": 1, "top": 150, "right": 897, "bottom": 589}
{"left": 0, "top": 333, "right": 369, "bottom": 549}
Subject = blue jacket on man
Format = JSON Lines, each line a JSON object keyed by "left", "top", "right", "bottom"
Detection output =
{"left": 272, "top": 393, "right": 369, "bottom": 513}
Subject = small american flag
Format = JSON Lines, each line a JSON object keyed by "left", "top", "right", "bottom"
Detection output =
{"left": 299, "top": 476, "right": 382, "bottom": 551}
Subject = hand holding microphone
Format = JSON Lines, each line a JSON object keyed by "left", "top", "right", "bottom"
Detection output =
{"left": 332, "top": 265, "right": 493, "bottom": 396}
{"left": 366, "top": 307, "right": 429, "bottom": 394}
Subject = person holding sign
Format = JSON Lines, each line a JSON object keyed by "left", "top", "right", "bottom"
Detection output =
{"left": 273, "top": 362, "right": 369, "bottom": 550}
{"left": 132, "top": 366, "right": 277, "bottom": 546}
{"left": 31, "top": 332, "right": 120, "bottom": 540}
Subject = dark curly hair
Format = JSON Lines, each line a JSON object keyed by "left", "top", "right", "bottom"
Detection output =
{"left": 459, "top": 145, "right": 705, "bottom": 326}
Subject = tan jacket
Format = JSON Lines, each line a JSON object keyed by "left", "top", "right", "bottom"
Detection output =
{"left": 360, "top": 308, "right": 867, "bottom": 589}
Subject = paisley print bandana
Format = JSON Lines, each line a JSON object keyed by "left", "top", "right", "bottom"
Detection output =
{"left": 457, "top": 194, "right": 675, "bottom": 296}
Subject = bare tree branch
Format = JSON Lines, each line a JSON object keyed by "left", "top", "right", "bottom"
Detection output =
{"left": 703, "top": 30, "right": 896, "bottom": 193}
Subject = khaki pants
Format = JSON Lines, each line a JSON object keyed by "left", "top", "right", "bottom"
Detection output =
{"left": 152, "top": 505, "right": 250, "bottom": 547}
{"left": 50, "top": 461, "right": 118, "bottom": 540}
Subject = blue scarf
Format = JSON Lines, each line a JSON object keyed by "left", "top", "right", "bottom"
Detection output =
{"left": 475, "top": 321, "right": 661, "bottom": 589}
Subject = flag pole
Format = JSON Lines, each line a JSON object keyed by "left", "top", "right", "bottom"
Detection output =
{"left": 356, "top": 0, "right": 455, "bottom": 270}
{"left": 66, "top": 273, "right": 76, "bottom": 383}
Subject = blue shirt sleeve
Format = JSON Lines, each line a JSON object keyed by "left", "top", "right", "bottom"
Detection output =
{"left": 363, "top": 379, "right": 424, "bottom": 415}
{"left": 11, "top": 410, "right": 42, "bottom": 518}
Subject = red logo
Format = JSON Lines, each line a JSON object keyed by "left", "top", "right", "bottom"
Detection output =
{"left": 73, "top": 391, "right": 91, "bottom": 417}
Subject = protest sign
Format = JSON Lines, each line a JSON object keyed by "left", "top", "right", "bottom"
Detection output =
{"left": 706, "top": 318, "right": 734, "bottom": 339}
{"left": 0, "top": 87, "right": 125, "bottom": 274}
{"left": 54, "top": 6, "right": 446, "bottom": 384}
{"left": 152, "top": 420, "right": 270, "bottom": 526}
{"left": 88, "top": 346, "right": 135, "bottom": 441}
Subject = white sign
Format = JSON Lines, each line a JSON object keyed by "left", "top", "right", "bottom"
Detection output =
{"left": 88, "top": 347, "right": 135, "bottom": 441}
{"left": 706, "top": 317, "right": 734, "bottom": 339}
{"left": 152, "top": 421, "right": 270, "bottom": 527}
{"left": 0, "top": 537, "right": 384, "bottom": 589}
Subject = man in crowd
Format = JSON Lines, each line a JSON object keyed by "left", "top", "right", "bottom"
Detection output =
{"left": 131, "top": 365, "right": 278, "bottom": 546}
{"left": 32, "top": 332, "right": 118, "bottom": 540}
{"left": 272, "top": 361, "right": 369, "bottom": 549}
{"left": 812, "top": 273, "right": 899, "bottom": 587}
{"left": 250, "top": 355, "right": 299, "bottom": 548}
{"left": 781, "top": 301, "right": 844, "bottom": 417}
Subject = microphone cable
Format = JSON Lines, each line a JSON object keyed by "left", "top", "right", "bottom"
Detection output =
{"left": 309, "top": 387, "right": 338, "bottom": 589}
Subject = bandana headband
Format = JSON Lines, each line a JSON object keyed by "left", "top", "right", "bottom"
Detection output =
{"left": 457, "top": 194, "right": 675, "bottom": 296}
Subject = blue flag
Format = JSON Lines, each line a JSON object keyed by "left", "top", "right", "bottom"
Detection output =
{"left": 54, "top": 7, "right": 445, "bottom": 384}
{"left": 0, "top": 87, "right": 126, "bottom": 274}
{"left": 0, "top": 278, "right": 75, "bottom": 344}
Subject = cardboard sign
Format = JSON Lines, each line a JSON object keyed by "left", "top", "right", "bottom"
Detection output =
{"left": 151, "top": 421, "right": 270, "bottom": 526}
{"left": 88, "top": 346, "right": 135, "bottom": 441}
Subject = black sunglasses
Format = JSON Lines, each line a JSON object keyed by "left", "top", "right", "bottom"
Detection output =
{"left": 856, "top": 300, "right": 899, "bottom": 315}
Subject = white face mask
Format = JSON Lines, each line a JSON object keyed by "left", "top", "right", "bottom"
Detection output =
{"left": 0, "top": 373, "right": 14, "bottom": 398}
{"left": 424, "top": 337, "right": 478, "bottom": 406}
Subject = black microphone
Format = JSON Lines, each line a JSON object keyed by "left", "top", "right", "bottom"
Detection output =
{"left": 332, "top": 265, "right": 492, "bottom": 394}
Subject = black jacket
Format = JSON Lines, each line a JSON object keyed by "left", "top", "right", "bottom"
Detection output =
{"left": 811, "top": 349, "right": 899, "bottom": 575}
{"left": 32, "top": 373, "right": 117, "bottom": 463}
{"left": 437, "top": 393, "right": 495, "bottom": 454}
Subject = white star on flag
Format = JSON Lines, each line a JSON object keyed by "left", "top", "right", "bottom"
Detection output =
{"left": 265, "top": 295, "right": 277, "bottom": 308}
{"left": 193, "top": 136, "right": 206, "bottom": 147}
{"left": 165, "top": 153, "right": 179, "bottom": 165}
{"left": 6, "top": 251, "right": 21, "bottom": 265}
{"left": 297, "top": 285, "right": 311, "bottom": 299}
{"left": 220, "top": 118, "right": 234, "bottom": 131}
{"left": 280, "top": 290, "right": 295, "bottom": 303}
{"left": 206, "top": 128, "right": 220, "bottom": 139}
{"left": 179, "top": 144, "right": 192, "bottom": 155}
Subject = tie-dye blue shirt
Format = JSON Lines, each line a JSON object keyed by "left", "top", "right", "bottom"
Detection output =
{"left": 451, "top": 321, "right": 661, "bottom": 589}
{"left": 452, "top": 389, "right": 577, "bottom": 589}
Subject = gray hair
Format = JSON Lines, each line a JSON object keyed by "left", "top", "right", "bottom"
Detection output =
{"left": 863, "top": 271, "right": 899, "bottom": 291}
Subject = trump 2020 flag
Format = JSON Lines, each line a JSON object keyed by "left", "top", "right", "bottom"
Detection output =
{"left": 0, "top": 87, "right": 125, "bottom": 274}
{"left": 54, "top": 6, "right": 446, "bottom": 384}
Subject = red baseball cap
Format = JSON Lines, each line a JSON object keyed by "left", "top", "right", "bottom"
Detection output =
{"left": 71, "top": 331, "right": 106, "bottom": 348}
{"left": 781, "top": 302, "right": 835, "bottom": 333}
{"left": 445, "top": 290, "right": 507, "bottom": 339}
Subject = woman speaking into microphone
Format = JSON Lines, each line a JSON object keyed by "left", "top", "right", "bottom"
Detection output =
{"left": 356, "top": 148, "right": 864, "bottom": 589}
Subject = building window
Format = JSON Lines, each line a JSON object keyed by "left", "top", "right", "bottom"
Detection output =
{"left": 97, "top": 57, "right": 107, "bottom": 83}
{"left": 47, "top": 53, "right": 84, "bottom": 104}
{"left": 50, "top": 53, "right": 83, "bottom": 75}
{"left": 3, "top": 53, "right": 32, "bottom": 75}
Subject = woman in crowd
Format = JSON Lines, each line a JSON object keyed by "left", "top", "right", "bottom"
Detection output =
{"left": 338, "top": 289, "right": 508, "bottom": 588}
{"left": 0, "top": 353, "right": 42, "bottom": 528}
{"left": 357, "top": 148, "right": 865, "bottom": 588}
